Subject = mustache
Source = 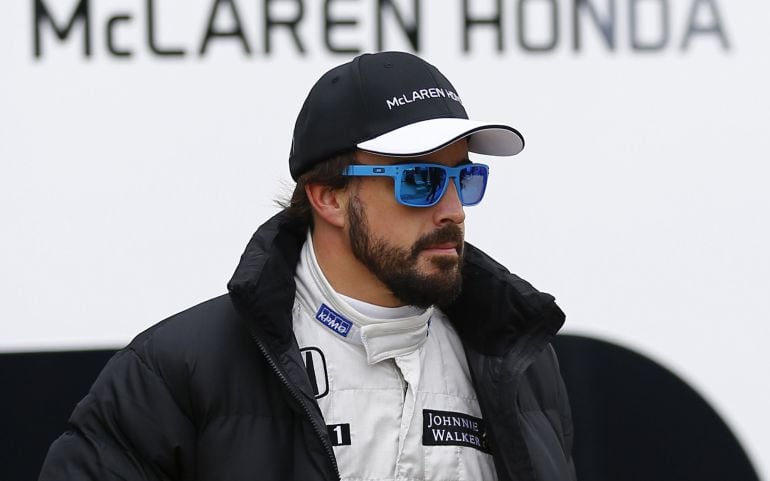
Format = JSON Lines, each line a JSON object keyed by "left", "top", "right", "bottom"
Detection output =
{"left": 411, "top": 224, "right": 465, "bottom": 258}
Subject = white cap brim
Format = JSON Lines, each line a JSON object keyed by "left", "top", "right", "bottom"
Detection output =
{"left": 356, "top": 118, "right": 524, "bottom": 157}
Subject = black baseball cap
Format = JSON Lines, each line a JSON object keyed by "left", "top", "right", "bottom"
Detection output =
{"left": 288, "top": 51, "right": 524, "bottom": 180}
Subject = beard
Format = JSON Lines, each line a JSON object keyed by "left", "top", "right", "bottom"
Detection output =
{"left": 347, "top": 196, "right": 464, "bottom": 308}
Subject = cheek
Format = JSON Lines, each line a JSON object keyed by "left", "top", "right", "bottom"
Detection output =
{"left": 396, "top": 221, "right": 432, "bottom": 255}
{"left": 361, "top": 205, "right": 423, "bottom": 249}
{"left": 355, "top": 179, "right": 431, "bottom": 245}
{"left": 363, "top": 177, "right": 398, "bottom": 205}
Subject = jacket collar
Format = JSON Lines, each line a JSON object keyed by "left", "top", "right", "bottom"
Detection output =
{"left": 227, "top": 210, "right": 306, "bottom": 350}
{"left": 227, "top": 210, "right": 565, "bottom": 359}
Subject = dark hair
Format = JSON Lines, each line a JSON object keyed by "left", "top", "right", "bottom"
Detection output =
{"left": 278, "top": 151, "right": 357, "bottom": 226}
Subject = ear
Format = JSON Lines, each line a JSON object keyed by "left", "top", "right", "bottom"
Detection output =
{"left": 305, "top": 182, "right": 348, "bottom": 228}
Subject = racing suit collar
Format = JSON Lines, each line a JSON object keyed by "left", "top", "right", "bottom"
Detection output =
{"left": 295, "top": 230, "right": 433, "bottom": 365}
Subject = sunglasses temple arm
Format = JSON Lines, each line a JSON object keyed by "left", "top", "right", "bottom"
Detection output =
{"left": 344, "top": 166, "right": 401, "bottom": 178}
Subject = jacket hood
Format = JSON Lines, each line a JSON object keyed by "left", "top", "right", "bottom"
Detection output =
{"left": 227, "top": 210, "right": 565, "bottom": 357}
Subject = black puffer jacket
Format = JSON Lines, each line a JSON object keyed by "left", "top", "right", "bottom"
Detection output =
{"left": 39, "top": 211, "right": 576, "bottom": 481}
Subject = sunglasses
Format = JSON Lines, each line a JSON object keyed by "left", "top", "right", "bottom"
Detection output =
{"left": 343, "top": 163, "right": 489, "bottom": 207}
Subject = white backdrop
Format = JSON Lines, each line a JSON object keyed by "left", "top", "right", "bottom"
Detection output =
{"left": 2, "top": 0, "right": 768, "bottom": 478}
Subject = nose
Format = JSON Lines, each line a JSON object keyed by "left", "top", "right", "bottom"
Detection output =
{"left": 433, "top": 179, "right": 465, "bottom": 225}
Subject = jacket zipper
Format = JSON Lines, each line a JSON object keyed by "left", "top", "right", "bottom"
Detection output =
{"left": 249, "top": 332, "right": 341, "bottom": 480}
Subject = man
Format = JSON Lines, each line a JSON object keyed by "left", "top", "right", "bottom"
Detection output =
{"left": 40, "top": 52, "right": 575, "bottom": 481}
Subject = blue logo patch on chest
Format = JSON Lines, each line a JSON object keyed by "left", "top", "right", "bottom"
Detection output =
{"left": 315, "top": 304, "right": 353, "bottom": 337}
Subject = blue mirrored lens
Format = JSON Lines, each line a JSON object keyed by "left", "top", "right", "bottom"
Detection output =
{"left": 399, "top": 166, "right": 448, "bottom": 206}
{"left": 459, "top": 165, "right": 488, "bottom": 205}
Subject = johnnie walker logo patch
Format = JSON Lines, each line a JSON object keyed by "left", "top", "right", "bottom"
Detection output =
{"left": 422, "top": 409, "right": 490, "bottom": 453}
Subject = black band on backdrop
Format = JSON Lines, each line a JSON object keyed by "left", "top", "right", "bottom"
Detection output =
{"left": 0, "top": 335, "right": 759, "bottom": 481}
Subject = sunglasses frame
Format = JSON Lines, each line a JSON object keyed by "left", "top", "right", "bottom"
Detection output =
{"left": 343, "top": 163, "right": 490, "bottom": 207}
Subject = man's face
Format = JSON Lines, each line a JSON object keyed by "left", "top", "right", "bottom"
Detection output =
{"left": 345, "top": 140, "right": 469, "bottom": 308}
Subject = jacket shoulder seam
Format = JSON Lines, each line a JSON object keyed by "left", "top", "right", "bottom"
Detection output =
{"left": 123, "top": 346, "right": 195, "bottom": 426}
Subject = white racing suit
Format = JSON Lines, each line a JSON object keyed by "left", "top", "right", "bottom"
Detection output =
{"left": 293, "top": 233, "right": 497, "bottom": 481}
